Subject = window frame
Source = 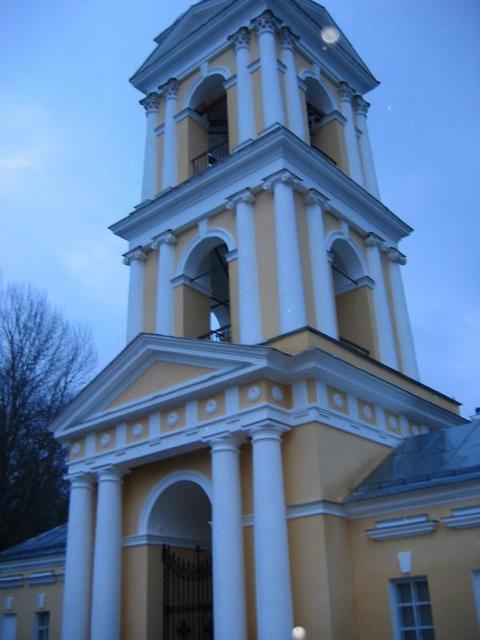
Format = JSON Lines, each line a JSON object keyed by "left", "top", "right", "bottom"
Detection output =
{"left": 389, "top": 576, "right": 435, "bottom": 640}
{"left": 33, "top": 611, "right": 50, "bottom": 640}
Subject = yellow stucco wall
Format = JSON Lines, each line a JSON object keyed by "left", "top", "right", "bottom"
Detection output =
{"left": 0, "top": 569, "right": 64, "bottom": 640}
{"left": 254, "top": 190, "right": 280, "bottom": 339}
{"left": 350, "top": 502, "right": 480, "bottom": 640}
{"left": 336, "top": 285, "right": 379, "bottom": 358}
{"left": 108, "top": 361, "right": 215, "bottom": 409}
{"left": 282, "top": 422, "right": 390, "bottom": 505}
{"left": 143, "top": 249, "right": 157, "bottom": 333}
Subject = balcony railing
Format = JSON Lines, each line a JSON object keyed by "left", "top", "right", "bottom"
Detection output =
{"left": 191, "top": 141, "right": 229, "bottom": 177}
{"left": 199, "top": 324, "right": 232, "bottom": 343}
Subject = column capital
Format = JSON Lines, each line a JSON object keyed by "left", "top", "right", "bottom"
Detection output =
{"left": 305, "top": 188, "right": 330, "bottom": 208}
{"left": 151, "top": 230, "right": 177, "bottom": 250}
{"left": 386, "top": 247, "right": 407, "bottom": 265}
{"left": 140, "top": 91, "right": 161, "bottom": 114}
{"left": 229, "top": 26, "right": 251, "bottom": 49}
{"left": 161, "top": 77, "right": 179, "bottom": 100}
{"left": 280, "top": 26, "right": 299, "bottom": 50}
{"left": 95, "top": 465, "right": 124, "bottom": 483}
{"left": 364, "top": 232, "right": 385, "bottom": 249}
{"left": 262, "top": 170, "right": 302, "bottom": 191}
{"left": 338, "top": 81, "right": 355, "bottom": 102}
{"left": 123, "top": 246, "right": 147, "bottom": 265}
{"left": 226, "top": 188, "right": 255, "bottom": 209}
{"left": 352, "top": 94, "right": 370, "bottom": 116}
{"left": 251, "top": 10, "right": 281, "bottom": 35}
{"left": 208, "top": 433, "right": 243, "bottom": 453}
{"left": 249, "top": 422, "right": 290, "bottom": 443}
{"left": 65, "top": 472, "right": 95, "bottom": 490}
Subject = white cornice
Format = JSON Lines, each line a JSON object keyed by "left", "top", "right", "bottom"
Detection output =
{"left": 366, "top": 514, "right": 437, "bottom": 540}
{"left": 345, "top": 480, "right": 480, "bottom": 519}
{"left": 110, "top": 126, "right": 412, "bottom": 246}
{"left": 442, "top": 505, "right": 480, "bottom": 529}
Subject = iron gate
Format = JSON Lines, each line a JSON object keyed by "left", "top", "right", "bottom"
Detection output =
{"left": 162, "top": 545, "right": 213, "bottom": 640}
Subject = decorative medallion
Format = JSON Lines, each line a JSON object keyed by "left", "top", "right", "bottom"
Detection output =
{"left": 132, "top": 423, "right": 143, "bottom": 438}
{"left": 167, "top": 412, "right": 178, "bottom": 428}
{"left": 248, "top": 385, "right": 261, "bottom": 402}
{"left": 205, "top": 399, "right": 218, "bottom": 415}
{"left": 271, "top": 386, "right": 284, "bottom": 401}
{"left": 100, "top": 433, "right": 110, "bottom": 447}
{"left": 70, "top": 442, "right": 81, "bottom": 456}
{"left": 333, "top": 393, "right": 344, "bottom": 409}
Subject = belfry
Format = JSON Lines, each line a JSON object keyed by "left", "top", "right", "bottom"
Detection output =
{"left": 1, "top": 2, "right": 479, "bottom": 640}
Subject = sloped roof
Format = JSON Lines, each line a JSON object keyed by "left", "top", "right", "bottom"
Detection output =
{"left": 347, "top": 422, "right": 480, "bottom": 502}
{"left": 0, "top": 524, "right": 67, "bottom": 563}
{"left": 131, "top": 0, "right": 377, "bottom": 92}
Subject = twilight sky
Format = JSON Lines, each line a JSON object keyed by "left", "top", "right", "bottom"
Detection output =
{"left": 0, "top": 0, "right": 479, "bottom": 417}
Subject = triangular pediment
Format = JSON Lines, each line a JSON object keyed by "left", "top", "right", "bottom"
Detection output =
{"left": 51, "top": 334, "right": 270, "bottom": 437}
{"left": 107, "top": 360, "right": 215, "bottom": 409}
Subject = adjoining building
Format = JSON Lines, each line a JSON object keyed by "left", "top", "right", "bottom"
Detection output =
{"left": 1, "top": 1, "right": 478, "bottom": 639}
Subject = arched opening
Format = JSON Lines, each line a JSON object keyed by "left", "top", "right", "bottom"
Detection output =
{"left": 305, "top": 78, "right": 343, "bottom": 167}
{"left": 145, "top": 479, "right": 213, "bottom": 639}
{"left": 330, "top": 238, "right": 377, "bottom": 357}
{"left": 189, "top": 74, "right": 230, "bottom": 176}
{"left": 177, "top": 237, "right": 231, "bottom": 342}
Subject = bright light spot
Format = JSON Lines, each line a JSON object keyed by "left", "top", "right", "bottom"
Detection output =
{"left": 387, "top": 105, "right": 393, "bottom": 111}
{"left": 321, "top": 26, "right": 340, "bottom": 44}
{"left": 292, "top": 627, "right": 307, "bottom": 640}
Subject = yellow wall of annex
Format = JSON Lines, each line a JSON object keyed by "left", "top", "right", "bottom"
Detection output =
{"left": 350, "top": 502, "right": 480, "bottom": 640}
{"left": 1, "top": 572, "right": 64, "bottom": 640}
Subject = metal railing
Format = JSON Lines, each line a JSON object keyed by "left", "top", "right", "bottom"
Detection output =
{"left": 191, "top": 141, "right": 229, "bottom": 176}
{"left": 199, "top": 324, "right": 232, "bottom": 343}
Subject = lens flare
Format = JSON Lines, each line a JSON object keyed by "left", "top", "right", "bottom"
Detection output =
{"left": 292, "top": 627, "right": 307, "bottom": 640}
{"left": 321, "top": 26, "right": 340, "bottom": 44}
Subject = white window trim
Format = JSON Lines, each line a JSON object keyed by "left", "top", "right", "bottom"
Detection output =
{"left": 389, "top": 576, "right": 435, "bottom": 640}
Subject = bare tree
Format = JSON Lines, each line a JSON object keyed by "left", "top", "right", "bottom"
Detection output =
{"left": 0, "top": 283, "right": 96, "bottom": 550}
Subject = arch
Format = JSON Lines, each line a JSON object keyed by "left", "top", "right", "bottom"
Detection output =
{"left": 138, "top": 469, "right": 212, "bottom": 536}
{"left": 326, "top": 231, "right": 368, "bottom": 286}
{"left": 301, "top": 71, "right": 337, "bottom": 114}
{"left": 176, "top": 229, "right": 236, "bottom": 278}
{"left": 183, "top": 68, "right": 231, "bottom": 110}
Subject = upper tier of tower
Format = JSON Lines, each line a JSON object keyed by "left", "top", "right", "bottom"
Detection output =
{"left": 131, "top": 0, "right": 381, "bottom": 201}
{"left": 112, "top": 0, "right": 421, "bottom": 383}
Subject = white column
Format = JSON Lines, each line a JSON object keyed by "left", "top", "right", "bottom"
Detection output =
{"left": 280, "top": 27, "right": 306, "bottom": 141}
{"left": 161, "top": 78, "right": 178, "bottom": 190}
{"left": 124, "top": 247, "right": 147, "bottom": 343}
{"left": 305, "top": 190, "right": 338, "bottom": 337}
{"left": 210, "top": 436, "right": 247, "bottom": 640}
{"left": 364, "top": 233, "right": 399, "bottom": 368}
{"left": 90, "top": 467, "right": 123, "bottom": 640}
{"left": 227, "top": 189, "right": 262, "bottom": 344}
{"left": 61, "top": 474, "right": 94, "bottom": 640}
{"left": 251, "top": 424, "right": 293, "bottom": 640}
{"left": 353, "top": 95, "right": 380, "bottom": 198}
{"left": 231, "top": 28, "right": 256, "bottom": 145}
{"left": 252, "top": 10, "right": 285, "bottom": 129}
{"left": 386, "top": 248, "right": 420, "bottom": 379}
{"left": 140, "top": 92, "right": 161, "bottom": 201}
{"left": 152, "top": 231, "right": 176, "bottom": 336}
{"left": 338, "top": 81, "right": 364, "bottom": 185}
{"left": 266, "top": 171, "right": 306, "bottom": 333}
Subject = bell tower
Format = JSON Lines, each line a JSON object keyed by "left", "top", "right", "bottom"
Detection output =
{"left": 55, "top": 4, "right": 467, "bottom": 640}
{"left": 113, "top": 0, "right": 419, "bottom": 379}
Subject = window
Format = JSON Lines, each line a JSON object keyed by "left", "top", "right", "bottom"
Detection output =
{"left": 391, "top": 577, "right": 435, "bottom": 640}
{"left": 34, "top": 612, "right": 49, "bottom": 640}
{"left": 473, "top": 570, "right": 480, "bottom": 629}
{"left": 0, "top": 614, "right": 17, "bottom": 640}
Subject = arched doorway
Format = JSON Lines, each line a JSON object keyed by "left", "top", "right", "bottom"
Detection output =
{"left": 144, "top": 478, "right": 213, "bottom": 640}
{"left": 189, "top": 74, "right": 230, "bottom": 176}
{"left": 329, "top": 237, "right": 377, "bottom": 357}
{"left": 304, "top": 77, "right": 342, "bottom": 166}
{"left": 177, "top": 236, "right": 232, "bottom": 342}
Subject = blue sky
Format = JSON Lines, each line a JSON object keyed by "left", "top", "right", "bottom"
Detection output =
{"left": 0, "top": 0, "right": 479, "bottom": 417}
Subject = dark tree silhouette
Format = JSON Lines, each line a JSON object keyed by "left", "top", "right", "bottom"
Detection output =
{"left": 0, "top": 283, "right": 96, "bottom": 550}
